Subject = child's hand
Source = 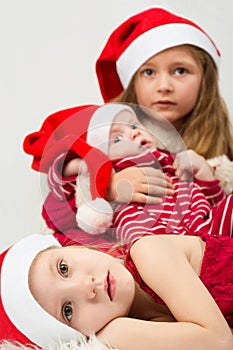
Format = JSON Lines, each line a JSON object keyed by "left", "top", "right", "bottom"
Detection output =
{"left": 63, "top": 158, "right": 84, "bottom": 177}
{"left": 106, "top": 166, "right": 174, "bottom": 204}
{"left": 173, "top": 150, "right": 215, "bottom": 182}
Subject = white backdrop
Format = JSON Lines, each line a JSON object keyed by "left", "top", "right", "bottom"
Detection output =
{"left": 1, "top": 0, "right": 233, "bottom": 250}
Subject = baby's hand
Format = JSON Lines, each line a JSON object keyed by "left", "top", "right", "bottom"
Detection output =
{"left": 63, "top": 158, "right": 84, "bottom": 177}
{"left": 173, "top": 150, "right": 215, "bottom": 182}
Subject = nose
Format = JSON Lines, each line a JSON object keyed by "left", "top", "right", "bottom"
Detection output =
{"left": 67, "top": 275, "right": 96, "bottom": 300}
{"left": 156, "top": 73, "right": 173, "bottom": 93}
{"left": 84, "top": 275, "right": 96, "bottom": 299}
{"left": 129, "top": 127, "right": 141, "bottom": 140}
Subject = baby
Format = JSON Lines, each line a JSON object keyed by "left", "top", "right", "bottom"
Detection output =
{"left": 60, "top": 103, "right": 231, "bottom": 245}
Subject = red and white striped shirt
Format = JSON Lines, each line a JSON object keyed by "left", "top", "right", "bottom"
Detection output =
{"left": 111, "top": 150, "right": 232, "bottom": 245}
{"left": 46, "top": 149, "right": 232, "bottom": 247}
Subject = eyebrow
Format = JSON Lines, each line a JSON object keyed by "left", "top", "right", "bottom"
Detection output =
{"left": 112, "top": 116, "right": 137, "bottom": 127}
{"left": 110, "top": 124, "right": 122, "bottom": 133}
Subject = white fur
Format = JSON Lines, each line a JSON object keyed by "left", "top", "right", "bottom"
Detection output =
{"left": 75, "top": 170, "right": 113, "bottom": 235}
{"left": 207, "top": 155, "right": 233, "bottom": 195}
{"left": 76, "top": 172, "right": 92, "bottom": 208}
{"left": 76, "top": 199, "right": 113, "bottom": 235}
{"left": 0, "top": 335, "right": 116, "bottom": 350}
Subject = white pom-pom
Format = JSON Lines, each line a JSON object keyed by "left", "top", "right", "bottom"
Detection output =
{"left": 76, "top": 198, "right": 113, "bottom": 235}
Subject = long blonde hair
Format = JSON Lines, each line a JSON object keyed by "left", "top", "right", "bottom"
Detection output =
{"left": 113, "top": 45, "right": 233, "bottom": 159}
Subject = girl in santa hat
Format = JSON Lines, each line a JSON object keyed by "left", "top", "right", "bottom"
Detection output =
{"left": 24, "top": 8, "right": 233, "bottom": 249}
{"left": 0, "top": 232, "right": 233, "bottom": 350}
{"left": 23, "top": 8, "right": 233, "bottom": 249}
{"left": 95, "top": 7, "right": 233, "bottom": 200}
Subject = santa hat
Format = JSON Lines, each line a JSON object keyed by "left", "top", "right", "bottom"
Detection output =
{"left": 0, "top": 234, "right": 82, "bottom": 348}
{"left": 23, "top": 105, "right": 99, "bottom": 173}
{"left": 23, "top": 103, "right": 134, "bottom": 235}
{"left": 96, "top": 7, "right": 221, "bottom": 102}
{"left": 75, "top": 103, "right": 135, "bottom": 235}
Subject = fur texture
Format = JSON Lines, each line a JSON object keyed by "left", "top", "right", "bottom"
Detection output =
{"left": 0, "top": 335, "right": 116, "bottom": 350}
{"left": 207, "top": 155, "right": 233, "bottom": 195}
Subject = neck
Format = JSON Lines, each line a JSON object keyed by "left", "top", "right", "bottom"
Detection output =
{"left": 128, "top": 283, "right": 174, "bottom": 321}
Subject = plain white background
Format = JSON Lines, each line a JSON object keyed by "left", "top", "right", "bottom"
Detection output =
{"left": 1, "top": 0, "right": 233, "bottom": 250}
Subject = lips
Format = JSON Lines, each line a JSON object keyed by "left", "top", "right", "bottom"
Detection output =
{"left": 138, "top": 139, "right": 152, "bottom": 151}
{"left": 155, "top": 101, "right": 175, "bottom": 108}
{"left": 106, "top": 271, "right": 116, "bottom": 301}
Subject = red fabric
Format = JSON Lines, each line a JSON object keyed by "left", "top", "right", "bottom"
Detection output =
{"left": 43, "top": 149, "right": 232, "bottom": 258}
{"left": 125, "top": 235, "right": 233, "bottom": 327}
{"left": 23, "top": 104, "right": 113, "bottom": 202}
{"left": 43, "top": 193, "right": 122, "bottom": 256}
{"left": 0, "top": 250, "right": 38, "bottom": 347}
{"left": 23, "top": 105, "right": 99, "bottom": 173}
{"left": 112, "top": 150, "right": 230, "bottom": 245}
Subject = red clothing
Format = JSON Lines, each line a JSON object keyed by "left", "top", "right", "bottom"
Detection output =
{"left": 112, "top": 150, "right": 231, "bottom": 245}
{"left": 125, "top": 234, "right": 233, "bottom": 327}
{"left": 43, "top": 149, "right": 232, "bottom": 251}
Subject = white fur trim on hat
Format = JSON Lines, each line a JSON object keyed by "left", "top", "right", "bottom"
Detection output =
{"left": 117, "top": 23, "right": 221, "bottom": 88}
{"left": 1, "top": 234, "right": 80, "bottom": 348}
{"left": 0, "top": 335, "right": 115, "bottom": 350}
{"left": 86, "top": 103, "right": 134, "bottom": 155}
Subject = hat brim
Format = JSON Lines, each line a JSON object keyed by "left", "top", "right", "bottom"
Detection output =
{"left": 1, "top": 234, "right": 80, "bottom": 348}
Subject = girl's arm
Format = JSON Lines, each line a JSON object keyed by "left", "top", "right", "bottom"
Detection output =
{"left": 98, "top": 316, "right": 231, "bottom": 350}
{"left": 106, "top": 166, "right": 174, "bottom": 204}
{"left": 173, "top": 149, "right": 215, "bottom": 182}
{"left": 98, "top": 235, "right": 233, "bottom": 350}
{"left": 173, "top": 150, "right": 225, "bottom": 205}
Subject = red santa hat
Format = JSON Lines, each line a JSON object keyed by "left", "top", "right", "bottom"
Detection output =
{"left": 0, "top": 234, "right": 82, "bottom": 348}
{"left": 74, "top": 103, "right": 135, "bottom": 235}
{"left": 23, "top": 103, "right": 134, "bottom": 235}
{"left": 96, "top": 7, "right": 221, "bottom": 102}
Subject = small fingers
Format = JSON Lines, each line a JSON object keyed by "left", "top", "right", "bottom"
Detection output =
{"left": 145, "top": 174, "right": 174, "bottom": 189}
{"left": 131, "top": 193, "right": 165, "bottom": 205}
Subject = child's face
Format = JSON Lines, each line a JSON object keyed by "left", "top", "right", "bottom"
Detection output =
{"left": 29, "top": 246, "right": 135, "bottom": 335}
{"left": 108, "top": 110, "right": 158, "bottom": 159}
{"left": 134, "top": 45, "right": 202, "bottom": 128}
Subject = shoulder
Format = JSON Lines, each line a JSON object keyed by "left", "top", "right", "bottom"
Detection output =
{"left": 130, "top": 235, "right": 183, "bottom": 257}
{"left": 130, "top": 235, "right": 201, "bottom": 270}
{"left": 130, "top": 235, "right": 205, "bottom": 281}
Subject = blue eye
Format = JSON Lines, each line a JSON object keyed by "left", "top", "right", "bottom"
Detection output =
{"left": 63, "top": 302, "right": 73, "bottom": 322}
{"left": 114, "top": 135, "right": 123, "bottom": 143}
{"left": 59, "top": 260, "right": 68, "bottom": 277}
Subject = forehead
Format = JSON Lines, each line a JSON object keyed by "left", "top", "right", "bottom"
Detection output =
{"left": 146, "top": 45, "right": 199, "bottom": 64}
{"left": 113, "top": 109, "right": 139, "bottom": 124}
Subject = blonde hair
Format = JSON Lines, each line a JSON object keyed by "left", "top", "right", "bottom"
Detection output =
{"left": 113, "top": 45, "right": 233, "bottom": 160}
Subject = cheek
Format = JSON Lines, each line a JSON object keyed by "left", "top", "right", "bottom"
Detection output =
{"left": 77, "top": 305, "right": 113, "bottom": 335}
{"left": 134, "top": 79, "right": 150, "bottom": 102}
{"left": 185, "top": 85, "right": 200, "bottom": 107}
{"left": 185, "top": 77, "right": 201, "bottom": 99}
{"left": 177, "top": 79, "right": 200, "bottom": 107}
